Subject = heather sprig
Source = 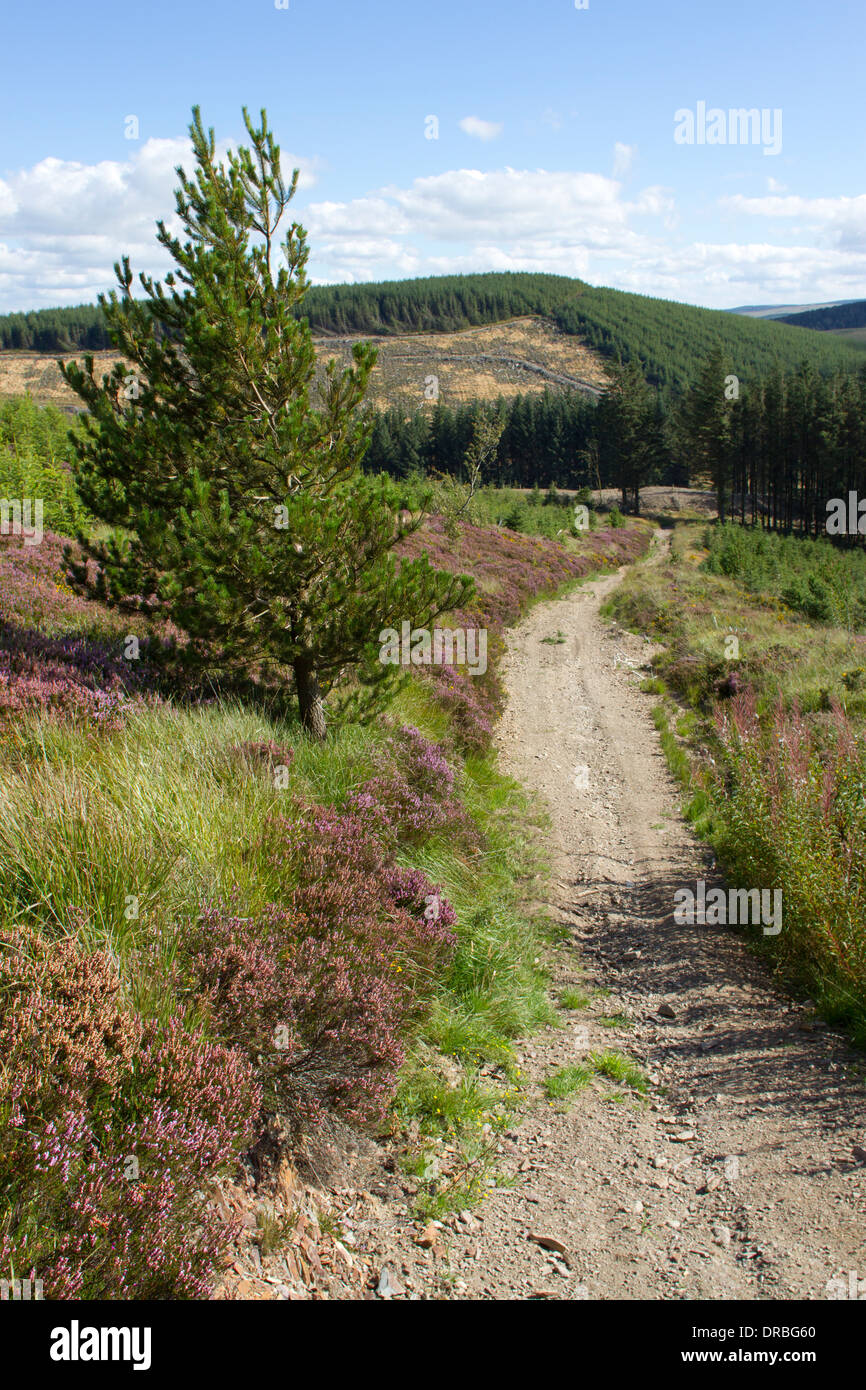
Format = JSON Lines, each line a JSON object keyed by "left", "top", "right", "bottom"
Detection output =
{"left": 0, "top": 927, "right": 261, "bottom": 1299}
{"left": 346, "top": 723, "right": 478, "bottom": 848}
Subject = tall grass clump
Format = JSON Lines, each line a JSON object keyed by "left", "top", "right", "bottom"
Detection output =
{"left": 709, "top": 690, "right": 866, "bottom": 1037}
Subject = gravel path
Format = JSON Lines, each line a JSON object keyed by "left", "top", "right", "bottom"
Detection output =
{"left": 442, "top": 532, "right": 866, "bottom": 1300}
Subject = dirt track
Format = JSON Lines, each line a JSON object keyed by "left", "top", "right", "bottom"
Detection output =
{"left": 445, "top": 531, "right": 866, "bottom": 1299}
{"left": 215, "top": 533, "right": 866, "bottom": 1302}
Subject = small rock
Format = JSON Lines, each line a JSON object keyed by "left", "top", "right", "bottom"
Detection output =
{"left": 658, "top": 1002, "right": 677, "bottom": 1019}
{"left": 213, "top": 1185, "right": 233, "bottom": 1224}
{"left": 377, "top": 1266, "right": 403, "bottom": 1299}
{"left": 528, "top": 1232, "right": 569, "bottom": 1256}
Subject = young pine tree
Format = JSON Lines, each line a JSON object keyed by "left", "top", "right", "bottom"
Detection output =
{"left": 61, "top": 107, "right": 472, "bottom": 738}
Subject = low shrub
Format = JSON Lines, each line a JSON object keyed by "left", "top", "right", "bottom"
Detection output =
{"left": 346, "top": 723, "right": 478, "bottom": 847}
{"left": 702, "top": 522, "right": 866, "bottom": 630}
{"left": 0, "top": 926, "right": 261, "bottom": 1299}
{"left": 0, "top": 396, "right": 92, "bottom": 537}
{"left": 180, "top": 804, "right": 457, "bottom": 1125}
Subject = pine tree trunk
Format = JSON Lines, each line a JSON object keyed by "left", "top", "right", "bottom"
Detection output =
{"left": 293, "top": 657, "right": 327, "bottom": 740}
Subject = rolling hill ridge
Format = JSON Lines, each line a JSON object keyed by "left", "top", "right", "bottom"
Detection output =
{"left": 1, "top": 272, "right": 864, "bottom": 415}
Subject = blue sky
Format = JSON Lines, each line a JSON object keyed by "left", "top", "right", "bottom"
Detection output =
{"left": 1, "top": 0, "right": 863, "bottom": 312}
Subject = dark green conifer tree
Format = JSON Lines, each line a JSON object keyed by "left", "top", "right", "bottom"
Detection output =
{"left": 61, "top": 107, "right": 471, "bottom": 738}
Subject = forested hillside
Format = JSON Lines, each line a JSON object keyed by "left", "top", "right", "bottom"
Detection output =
{"left": 3, "top": 272, "right": 863, "bottom": 396}
{"left": 553, "top": 286, "right": 865, "bottom": 393}
{"left": 0, "top": 275, "right": 583, "bottom": 351}
{"left": 298, "top": 272, "right": 581, "bottom": 334}
{"left": 0, "top": 303, "right": 108, "bottom": 352}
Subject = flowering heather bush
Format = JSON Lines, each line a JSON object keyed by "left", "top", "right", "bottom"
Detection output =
{"left": 0, "top": 926, "right": 261, "bottom": 1299}
{"left": 422, "top": 632, "right": 500, "bottom": 752}
{"left": 401, "top": 518, "right": 646, "bottom": 631}
{"left": 398, "top": 518, "right": 648, "bottom": 748}
{"left": 0, "top": 624, "right": 155, "bottom": 729}
{"left": 0, "top": 533, "right": 157, "bottom": 728}
{"left": 347, "top": 723, "right": 478, "bottom": 847}
{"left": 710, "top": 691, "right": 866, "bottom": 1018}
{"left": 0, "top": 532, "right": 120, "bottom": 636}
{"left": 183, "top": 805, "right": 456, "bottom": 1125}
{"left": 0, "top": 516, "right": 645, "bottom": 740}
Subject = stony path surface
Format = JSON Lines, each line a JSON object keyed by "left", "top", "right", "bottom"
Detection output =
{"left": 218, "top": 534, "right": 866, "bottom": 1302}
{"left": 437, "top": 532, "right": 866, "bottom": 1300}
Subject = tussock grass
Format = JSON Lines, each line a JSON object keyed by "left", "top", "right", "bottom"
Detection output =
{"left": 559, "top": 987, "right": 590, "bottom": 1010}
{"left": 543, "top": 1064, "right": 591, "bottom": 1101}
{"left": 588, "top": 1050, "right": 648, "bottom": 1092}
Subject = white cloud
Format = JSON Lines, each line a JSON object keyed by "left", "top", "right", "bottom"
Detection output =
{"left": 377, "top": 167, "right": 631, "bottom": 241}
{"left": 301, "top": 167, "right": 674, "bottom": 289}
{"left": 0, "top": 137, "right": 320, "bottom": 310}
{"left": 611, "top": 240, "right": 866, "bottom": 306}
{"left": 1, "top": 138, "right": 863, "bottom": 313}
{"left": 458, "top": 116, "right": 503, "bottom": 142}
{"left": 720, "top": 191, "right": 866, "bottom": 256}
{"left": 722, "top": 192, "right": 866, "bottom": 221}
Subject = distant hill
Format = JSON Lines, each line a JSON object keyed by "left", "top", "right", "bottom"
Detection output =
{"left": 0, "top": 302, "right": 108, "bottom": 352}
{"left": 0, "top": 275, "right": 585, "bottom": 352}
{"left": 729, "top": 299, "right": 860, "bottom": 319}
{"left": 2, "top": 273, "right": 864, "bottom": 411}
{"left": 775, "top": 299, "right": 866, "bottom": 332}
{"left": 298, "top": 272, "right": 582, "bottom": 335}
